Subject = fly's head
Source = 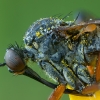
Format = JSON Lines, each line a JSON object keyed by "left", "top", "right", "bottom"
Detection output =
{"left": 4, "top": 43, "right": 29, "bottom": 75}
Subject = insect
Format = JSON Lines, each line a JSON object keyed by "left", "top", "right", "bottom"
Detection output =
{"left": 1, "top": 12, "right": 100, "bottom": 100}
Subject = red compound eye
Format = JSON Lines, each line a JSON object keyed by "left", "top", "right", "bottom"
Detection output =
{"left": 4, "top": 49, "right": 25, "bottom": 72}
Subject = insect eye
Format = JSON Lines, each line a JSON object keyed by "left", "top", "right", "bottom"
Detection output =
{"left": 4, "top": 49, "right": 26, "bottom": 73}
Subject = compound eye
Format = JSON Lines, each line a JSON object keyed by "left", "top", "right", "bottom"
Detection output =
{"left": 4, "top": 49, "right": 25, "bottom": 73}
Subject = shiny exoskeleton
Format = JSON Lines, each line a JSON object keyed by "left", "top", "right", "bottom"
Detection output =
{"left": 23, "top": 17, "right": 100, "bottom": 93}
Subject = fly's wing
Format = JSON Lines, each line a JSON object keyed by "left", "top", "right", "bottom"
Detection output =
{"left": 74, "top": 11, "right": 96, "bottom": 24}
{"left": 55, "top": 11, "right": 100, "bottom": 39}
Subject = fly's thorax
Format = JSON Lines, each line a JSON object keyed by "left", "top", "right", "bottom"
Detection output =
{"left": 23, "top": 17, "right": 66, "bottom": 47}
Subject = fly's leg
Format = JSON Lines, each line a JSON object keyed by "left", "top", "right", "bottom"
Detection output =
{"left": 82, "top": 52, "right": 100, "bottom": 94}
{"left": 96, "top": 53, "right": 100, "bottom": 82}
{"left": 40, "top": 60, "right": 67, "bottom": 100}
{"left": 63, "top": 67, "right": 85, "bottom": 92}
{"left": 72, "top": 64, "right": 93, "bottom": 84}
{"left": 82, "top": 82, "right": 100, "bottom": 94}
{"left": 48, "top": 84, "right": 66, "bottom": 100}
{"left": 39, "top": 60, "right": 66, "bottom": 84}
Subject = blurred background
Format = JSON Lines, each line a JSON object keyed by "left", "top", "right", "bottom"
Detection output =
{"left": 0, "top": 0, "right": 100, "bottom": 100}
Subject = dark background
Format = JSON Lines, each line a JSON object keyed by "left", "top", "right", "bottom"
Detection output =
{"left": 0, "top": 0, "right": 100, "bottom": 100}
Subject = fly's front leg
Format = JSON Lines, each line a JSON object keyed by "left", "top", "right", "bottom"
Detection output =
{"left": 39, "top": 60, "right": 67, "bottom": 100}
{"left": 39, "top": 60, "right": 66, "bottom": 84}
{"left": 63, "top": 66, "right": 85, "bottom": 92}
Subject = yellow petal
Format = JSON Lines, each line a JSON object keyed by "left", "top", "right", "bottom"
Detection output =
{"left": 69, "top": 90, "right": 100, "bottom": 100}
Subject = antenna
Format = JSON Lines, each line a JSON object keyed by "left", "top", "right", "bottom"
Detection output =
{"left": 62, "top": 11, "right": 72, "bottom": 20}
{"left": 73, "top": 12, "right": 80, "bottom": 24}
